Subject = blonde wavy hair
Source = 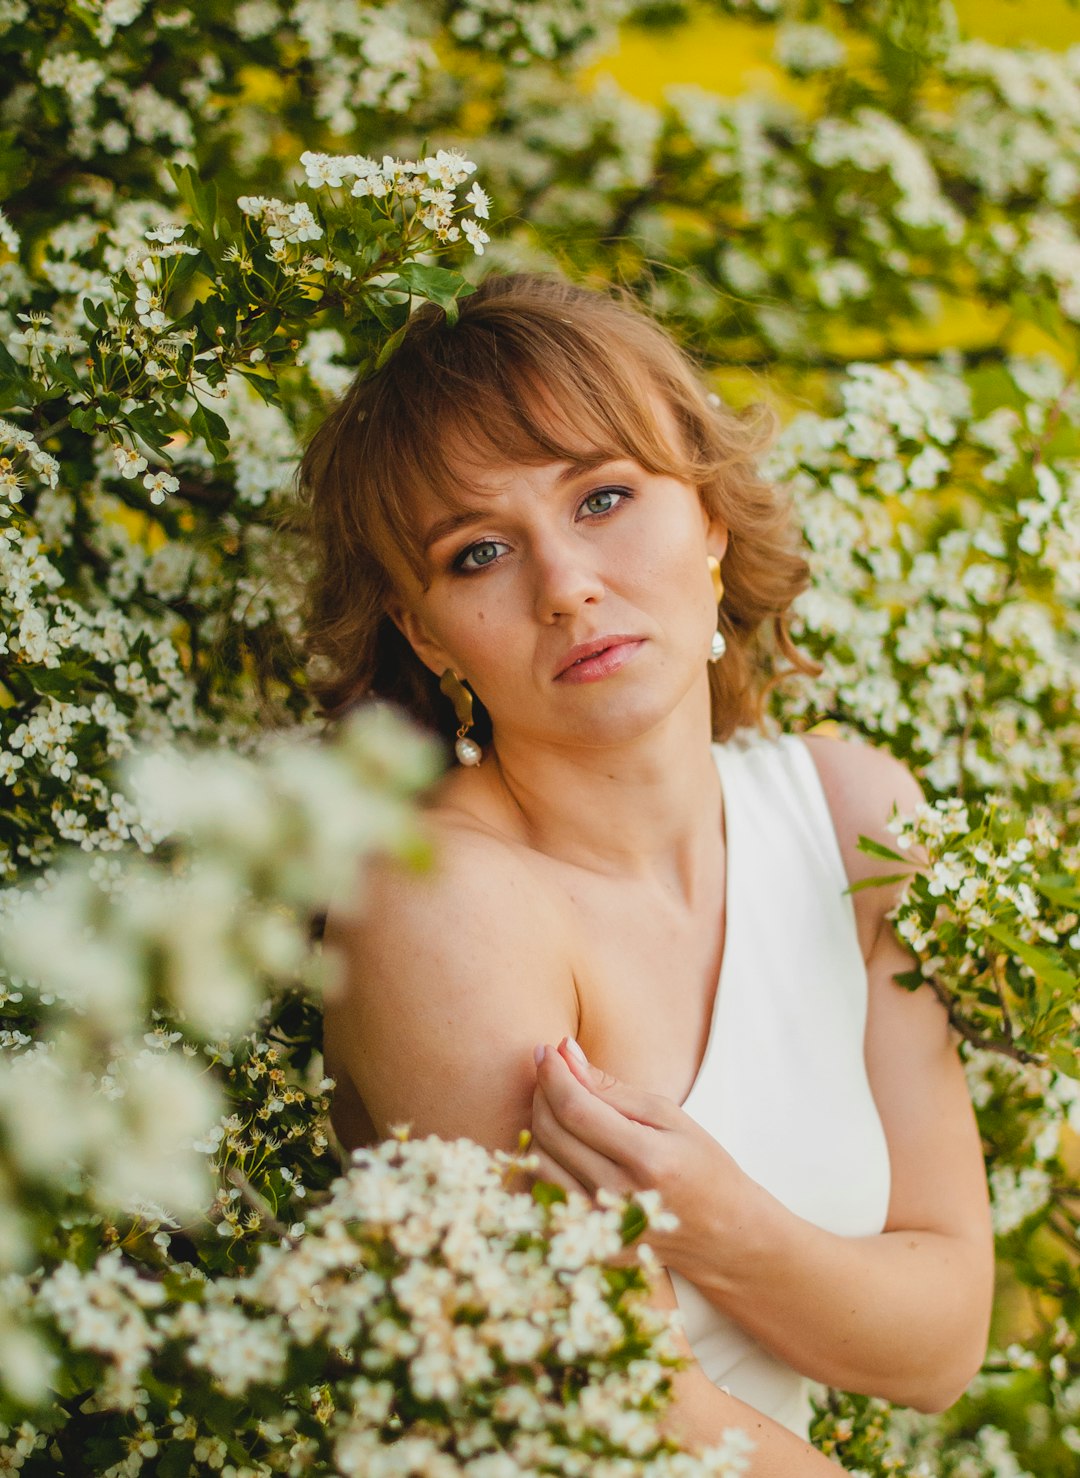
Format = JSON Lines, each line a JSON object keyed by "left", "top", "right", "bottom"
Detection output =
{"left": 297, "top": 272, "right": 819, "bottom": 746}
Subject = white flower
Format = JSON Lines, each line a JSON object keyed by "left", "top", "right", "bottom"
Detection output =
{"left": 776, "top": 23, "right": 846, "bottom": 74}
{"left": 112, "top": 443, "right": 148, "bottom": 480}
{"left": 907, "top": 445, "right": 950, "bottom": 489}
{"left": 39, "top": 52, "right": 105, "bottom": 105}
{"left": 462, "top": 218, "right": 490, "bottom": 255}
{"left": 989, "top": 1165, "right": 1053, "bottom": 1236}
{"left": 466, "top": 181, "right": 491, "bottom": 219}
{"left": 145, "top": 223, "right": 187, "bottom": 245}
{"left": 300, "top": 150, "right": 347, "bottom": 189}
{"left": 422, "top": 148, "right": 478, "bottom": 187}
{"left": 142, "top": 469, "right": 179, "bottom": 504}
{"left": 0, "top": 206, "right": 19, "bottom": 255}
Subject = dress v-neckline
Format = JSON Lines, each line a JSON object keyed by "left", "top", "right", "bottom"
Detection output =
{"left": 678, "top": 741, "right": 737, "bottom": 1110}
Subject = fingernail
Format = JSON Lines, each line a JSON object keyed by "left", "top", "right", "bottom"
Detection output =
{"left": 565, "top": 1036, "right": 588, "bottom": 1067}
{"left": 533, "top": 1044, "right": 545, "bottom": 1066}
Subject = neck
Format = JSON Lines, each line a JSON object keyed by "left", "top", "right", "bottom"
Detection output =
{"left": 485, "top": 679, "right": 724, "bottom": 899}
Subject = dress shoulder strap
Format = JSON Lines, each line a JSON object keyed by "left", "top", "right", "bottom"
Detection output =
{"left": 714, "top": 727, "right": 866, "bottom": 1021}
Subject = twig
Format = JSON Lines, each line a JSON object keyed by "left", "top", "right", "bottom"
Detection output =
{"left": 1031, "top": 368, "right": 1077, "bottom": 469}
{"left": 924, "top": 973, "right": 1042, "bottom": 1066}
{"left": 225, "top": 1165, "right": 300, "bottom": 1245}
{"left": 29, "top": 412, "right": 72, "bottom": 444}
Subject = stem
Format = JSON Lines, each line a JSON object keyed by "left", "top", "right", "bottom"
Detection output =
{"left": 702, "top": 343, "right": 1019, "bottom": 372}
{"left": 924, "top": 974, "right": 1042, "bottom": 1066}
{"left": 1048, "top": 1213, "right": 1077, "bottom": 1245}
{"left": 1031, "top": 369, "right": 1077, "bottom": 468}
{"left": 224, "top": 1166, "right": 300, "bottom": 1245}
{"left": 30, "top": 413, "right": 72, "bottom": 444}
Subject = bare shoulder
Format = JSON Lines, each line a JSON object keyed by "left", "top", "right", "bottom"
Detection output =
{"left": 323, "top": 808, "right": 578, "bottom": 1154}
{"left": 795, "top": 731, "right": 927, "bottom": 955}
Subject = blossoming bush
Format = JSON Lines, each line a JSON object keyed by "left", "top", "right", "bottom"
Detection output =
{"left": 0, "top": 707, "right": 757, "bottom": 1475}
{"left": 1, "top": 0, "right": 1079, "bottom": 1474}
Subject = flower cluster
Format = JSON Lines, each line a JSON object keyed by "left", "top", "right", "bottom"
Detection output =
{"left": 13, "top": 1126, "right": 756, "bottom": 1476}
{"left": 870, "top": 795, "right": 1078, "bottom": 1068}
{"left": 298, "top": 149, "right": 492, "bottom": 252}
{"left": 448, "top": 0, "right": 630, "bottom": 66}
{"left": 0, "top": 707, "right": 439, "bottom": 1412}
{"left": 766, "top": 357, "right": 1080, "bottom": 805}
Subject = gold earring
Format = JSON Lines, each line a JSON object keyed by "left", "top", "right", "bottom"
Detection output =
{"left": 440, "top": 669, "right": 483, "bottom": 766}
{"left": 706, "top": 556, "right": 727, "bottom": 662}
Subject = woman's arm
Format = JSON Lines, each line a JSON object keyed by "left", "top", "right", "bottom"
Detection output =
{"left": 675, "top": 917, "right": 994, "bottom": 1412}
{"left": 322, "top": 822, "right": 580, "bottom": 1149}
{"left": 530, "top": 740, "right": 994, "bottom": 1412}
{"left": 323, "top": 820, "right": 847, "bottom": 1475}
{"left": 648, "top": 1268, "right": 846, "bottom": 1476}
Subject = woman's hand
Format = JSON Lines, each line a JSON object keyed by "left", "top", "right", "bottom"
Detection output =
{"left": 530, "top": 1037, "right": 763, "bottom": 1286}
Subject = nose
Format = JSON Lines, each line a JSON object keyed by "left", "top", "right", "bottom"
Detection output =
{"left": 531, "top": 529, "right": 605, "bottom": 623}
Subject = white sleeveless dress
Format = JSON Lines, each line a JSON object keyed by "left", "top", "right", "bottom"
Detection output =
{"left": 670, "top": 728, "right": 892, "bottom": 1438}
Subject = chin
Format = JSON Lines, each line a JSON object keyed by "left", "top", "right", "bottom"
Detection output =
{"left": 554, "top": 695, "right": 683, "bottom": 749}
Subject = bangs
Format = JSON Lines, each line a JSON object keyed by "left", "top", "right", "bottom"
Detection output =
{"left": 361, "top": 304, "right": 701, "bottom": 584}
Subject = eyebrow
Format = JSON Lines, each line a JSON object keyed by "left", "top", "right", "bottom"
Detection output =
{"left": 420, "top": 455, "right": 620, "bottom": 555}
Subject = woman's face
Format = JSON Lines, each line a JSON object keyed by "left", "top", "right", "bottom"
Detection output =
{"left": 390, "top": 400, "right": 728, "bottom": 753}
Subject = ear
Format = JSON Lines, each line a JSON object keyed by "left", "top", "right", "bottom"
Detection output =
{"left": 384, "top": 596, "right": 454, "bottom": 679}
{"left": 706, "top": 516, "right": 730, "bottom": 564}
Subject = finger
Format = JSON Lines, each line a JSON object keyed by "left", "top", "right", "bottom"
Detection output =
{"left": 537, "top": 1045, "right": 661, "bottom": 1174}
{"left": 533, "top": 1050, "right": 659, "bottom": 1189}
{"left": 556, "top": 1037, "right": 676, "bottom": 1130}
{"left": 522, "top": 1143, "right": 591, "bottom": 1201}
{"left": 531, "top": 1075, "right": 632, "bottom": 1198}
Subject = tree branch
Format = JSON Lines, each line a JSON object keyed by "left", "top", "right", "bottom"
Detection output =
{"left": 924, "top": 973, "right": 1042, "bottom": 1066}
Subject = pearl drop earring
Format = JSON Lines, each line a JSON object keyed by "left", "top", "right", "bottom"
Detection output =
{"left": 440, "top": 669, "right": 483, "bottom": 766}
{"left": 707, "top": 556, "right": 727, "bottom": 663}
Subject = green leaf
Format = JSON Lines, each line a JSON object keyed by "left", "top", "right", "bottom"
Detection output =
{"left": 25, "top": 663, "right": 96, "bottom": 698}
{"left": 0, "top": 381, "right": 28, "bottom": 413}
{"left": 0, "top": 335, "right": 21, "bottom": 381}
{"left": 157, "top": 1440, "right": 196, "bottom": 1478}
{"left": 170, "top": 162, "right": 220, "bottom": 248}
{"left": 1049, "top": 1044, "right": 1080, "bottom": 1080}
{"left": 361, "top": 292, "right": 400, "bottom": 332}
{"left": 986, "top": 925, "right": 1077, "bottom": 996}
{"left": 41, "top": 351, "right": 84, "bottom": 396}
{"left": 81, "top": 297, "right": 109, "bottom": 330}
{"left": 855, "top": 835, "right": 906, "bottom": 863}
{"left": 392, "top": 261, "right": 471, "bottom": 322}
{"left": 1033, "top": 873, "right": 1080, "bottom": 909}
{"left": 124, "top": 405, "right": 174, "bottom": 453}
{"left": 190, "top": 401, "right": 230, "bottom": 462}
{"left": 620, "top": 1201, "right": 648, "bottom": 1245}
{"left": 531, "top": 1180, "right": 567, "bottom": 1207}
{"left": 235, "top": 367, "right": 282, "bottom": 406}
{"left": 847, "top": 871, "right": 913, "bottom": 894}
{"left": 892, "top": 968, "right": 925, "bottom": 991}
{"left": 375, "top": 321, "right": 409, "bottom": 369}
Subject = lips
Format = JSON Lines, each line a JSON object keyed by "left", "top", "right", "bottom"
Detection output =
{"left": 554, "top": 635, "right": 644, "bottom": 680}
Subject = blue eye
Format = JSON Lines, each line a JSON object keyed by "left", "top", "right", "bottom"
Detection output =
{"left": 455, "top": 538, "right": 507, "bottom": 572}
{"left": 581, "top": 487, "right": 627, "bottom": 516}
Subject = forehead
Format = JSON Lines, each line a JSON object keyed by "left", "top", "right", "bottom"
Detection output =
{"left": 380, "top": 363, "right": 692, "bottom": 590}
{"left": 429, "top": 384, "right": 684, "bottom": 500}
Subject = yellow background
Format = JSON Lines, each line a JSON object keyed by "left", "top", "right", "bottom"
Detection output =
{"left": 595, "top": 0, "right": 1080, "bottom": 104}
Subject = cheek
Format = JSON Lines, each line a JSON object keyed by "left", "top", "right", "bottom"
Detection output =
{"left": 441, "top": 595, "right": 522, "bottom": 684}
{"left": 623, "top": 496, "right": 708, "bottom": 592}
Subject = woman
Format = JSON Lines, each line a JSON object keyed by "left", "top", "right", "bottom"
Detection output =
{"left": 306, "top": 273, "right": 994, "bottom": 1473}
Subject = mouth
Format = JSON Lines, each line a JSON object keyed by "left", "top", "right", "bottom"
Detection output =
{"left": 554, "top": 635, "right": 645, "bottom": 682}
